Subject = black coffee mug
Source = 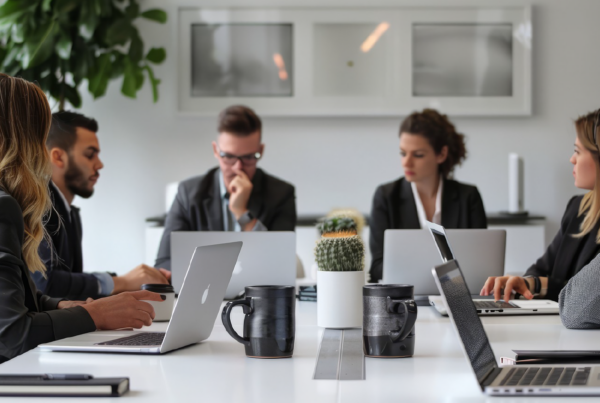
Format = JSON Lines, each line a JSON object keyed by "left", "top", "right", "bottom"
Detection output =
{"left": 221, "top": 285, "right": 295, "bottom": 358}
{"left": 363, "top": 284, "right": 418, "bottom": 358}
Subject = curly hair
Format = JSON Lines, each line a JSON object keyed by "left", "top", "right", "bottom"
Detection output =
{"left": 399, "top": 109, "right": 467, "bottom": 178}
{"left": 0, "top": 74, "right": 52, "bottom": 274}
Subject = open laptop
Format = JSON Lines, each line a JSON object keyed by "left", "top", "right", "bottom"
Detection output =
{"left": 432, "top": 260, "right": 600, "bottom": 396}
{"left": 426, "top": 222, "right": 559, "bottom": 315}
{"left": 382, "top": 229, "right": 505, "bottom": 305}
{"left": 39, "top": 242, "right": 242, "bottom": 354}
{"left": 171, "top": 232, "right": 295, "bottom": 299}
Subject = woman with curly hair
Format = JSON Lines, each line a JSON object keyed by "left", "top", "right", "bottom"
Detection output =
{"left": 369, "top": 109, "right": 487, "bottom": 283}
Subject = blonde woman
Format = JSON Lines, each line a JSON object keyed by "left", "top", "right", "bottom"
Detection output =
{"left": 0, "top": 74, "right": 163, "bottom": 362}
{"left": 482, "top": 109, "right": 600, "bottom": 303}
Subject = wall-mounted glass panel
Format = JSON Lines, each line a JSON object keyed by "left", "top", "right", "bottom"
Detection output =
{"left": 191, "top": 23, "right": 293, "bottom": 97}
{"left": 413, "top": 24, "right": 513, "bottom": 97}
{"left": 313, "top": 23, "right": 389, "bottom": 97}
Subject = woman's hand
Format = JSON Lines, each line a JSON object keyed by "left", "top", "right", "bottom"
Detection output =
{"left": 480, "top": 276, "right": 533, "bottom": 301}
{"left": 57, "top": 300, "right": 88, "bottom": 309}
{"left": 82, "top": 290, "right": 164, "bottom": 330}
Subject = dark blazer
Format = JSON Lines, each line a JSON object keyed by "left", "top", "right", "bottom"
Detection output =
{"left": 526, "top": 195, "right": 600, "bottom": 301}
{"left": 369, "top": 177, "right": 487, "bottom": 283}
{"left": 155, "top": 167, "right": 296, "bottom": 270}
{"left": 33, "top": 183, "right": 102, "bottom": 300}
{"left": 0, "top": 190, "right": 95, "bottom": 363}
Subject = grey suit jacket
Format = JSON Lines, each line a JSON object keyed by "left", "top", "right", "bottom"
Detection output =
{"left": 155, "top": 167, "right": 296, "bottom": 270}
{"left": 559, "top": 252, "right": 600, "bottom": 329}
{"left": 0, "top": 190, "right": 96, "bottom": 363}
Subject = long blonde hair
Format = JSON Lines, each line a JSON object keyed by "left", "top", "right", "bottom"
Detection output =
{"left": 0, "top": 74, "right": 52, "bottom": 273}
{"left": 574, "top": 109, "right": 600, "bottom": 242}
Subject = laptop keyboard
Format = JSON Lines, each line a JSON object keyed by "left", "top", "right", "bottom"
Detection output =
{"left": 500, "top": 367, "right": 591, "bottom": 386}
{"left": 95, "top": 332, "right": 165, "bottom": 346}
{"left": 474, "top": 300, "right": 515, "bottom": 309}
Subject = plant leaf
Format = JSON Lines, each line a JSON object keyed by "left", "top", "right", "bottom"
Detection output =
{"left": 62, "top": 82, "right": 82, "bottom": 108}
{"left": 0, "top": 0, "right": 35, "bottom": 24}
{"left": 125, "top": 1, "right": 139, "bottom": 20}
{"left": 78, "top": 0, "right": 99, "bottom": 41}
{"left": 140, "top": 9, "right": 167, "bottom": 24}
{"left": 109, "top": 51, "right": 125, "bottom": 79}
{"left": 134, "top": 66, "right": 144, "bottom": 90}
{"left": 121, "top": 58, "right": 137, "bottom": 98}
{"left": 105, "top": 18, "right": 133, "bottom": 46}
{"left": 88, "top": 53, "right": 111, "bottom": 98}
{"left": 143, "top": 64, "right": 160, "bottom": 102}
{"left": 54, "top": 0, "right": 81, "bottom": 15}
{"left": 42, "top": 0, "right": 52, "bottom": 12}
{"left": 55, "top": 33, "right": 72, "bottom": 59}
{"left": 145, "top": 47, "right": 165, "bottom": 64}
{"left": 21, "top": 20, "right": 56, "bottom": 68}
{"left": 128, "top": 30, "right": 143, "bottom": 63}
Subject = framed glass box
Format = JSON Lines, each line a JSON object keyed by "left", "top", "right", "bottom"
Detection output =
{"left": 178, "top": 7, "right": 531, "bottom": 116}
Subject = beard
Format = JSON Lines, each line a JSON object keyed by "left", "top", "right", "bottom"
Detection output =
{"left": 64, "top": 156, "right": 95, "bottom": 199}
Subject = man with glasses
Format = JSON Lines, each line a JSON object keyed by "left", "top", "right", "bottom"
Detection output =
{"left": 155, "top": 105, "right": 296, "bottom": 270}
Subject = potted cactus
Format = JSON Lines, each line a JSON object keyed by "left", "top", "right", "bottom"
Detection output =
{"left": 315, "top": 217, "right": 365, "bottom": 328}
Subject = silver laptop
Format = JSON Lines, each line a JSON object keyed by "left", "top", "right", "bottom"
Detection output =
{"left": 382, "top": 229, "right": 505, "bottom": 304}
{"left": 171, "top": 232, "right": 295, "bottom": 299}
{"left": 432, "top": 260, "right": 600, "bottom": 396}
{"left": 39, "top": 242, "right": 242, "bottom": 354}
{"left": 426, "top": 222, "right": 559, "bottom": 315}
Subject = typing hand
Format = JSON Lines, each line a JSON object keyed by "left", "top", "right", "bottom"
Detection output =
{"left": 480, "top": 275, "right": 533, "bottom": 302}
{"left": 57, "top": 300, "right": 88, "bottom": 309}
{"left": 112, "top": 264, "right": 170, "bottom": 294}
{"left": 228, "top": 168, "right": 253, "bottom": 219}
{"left": 82, "top": 290, "right": 164, "bottom": 330}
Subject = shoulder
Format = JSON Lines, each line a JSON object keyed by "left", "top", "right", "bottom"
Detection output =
{"left": 178, "top": 168, "right": 219, "bottom": 195}
{"left": 0, "top": 190, "right": 24, "bottom": 251}
{"left": 444, "top": 179, "right": 482, "bottom": 200}
{"left": 374, "top": 177, "right": 404, "bottom": 198}
{"left": 258, "top": 169, "right": 295, "bottom": 195}
{"left": 0, "top": 190, "right": 24, "bottom": 221}
{"left": 562, "top": 195, "right": 584, "bottom": 220}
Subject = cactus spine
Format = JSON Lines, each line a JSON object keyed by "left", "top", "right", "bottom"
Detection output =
{"left": 315, "top": 216, "right": 365, "bottom": 272}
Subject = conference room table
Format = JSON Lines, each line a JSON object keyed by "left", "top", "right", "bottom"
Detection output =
{"left": 1, "top": 301, "right": 599, "bottom": 402}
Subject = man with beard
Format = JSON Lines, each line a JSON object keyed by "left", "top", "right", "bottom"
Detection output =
{"left": 33, "top": 111, "right": 170, "bottom": 300}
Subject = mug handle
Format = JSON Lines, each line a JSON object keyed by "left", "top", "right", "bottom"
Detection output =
{"left": 221, "top": 297, "right": 253, "bottom": 347}
{"left": 386, "top": 297, "right": 418, "bottom": 343}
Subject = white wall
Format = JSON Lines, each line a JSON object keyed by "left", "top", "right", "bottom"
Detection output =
{"left": 75, "top": 0, "right": 599, "bottom": 274}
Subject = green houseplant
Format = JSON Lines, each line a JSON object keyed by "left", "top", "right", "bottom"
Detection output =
{"left": 314, "top": 216, "right": 365, "bottom": 328}
{"left": 0, "top": 0, "right": 167, "bottom": 110}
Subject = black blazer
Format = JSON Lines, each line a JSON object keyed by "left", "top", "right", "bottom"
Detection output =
{"left": 369, "top": 177, "right": 487, "bottom": 283}
{"left": 0, "top": 190, "right": 95, "bottom": 363}
{"left": 526, "top": 195, "right": 600, "bottom": 301}
{"left": 155, "top": 167, "right": 297, "bottom": 270}
{"left": 33, "top": 183, "right": 102, "bottom": 300}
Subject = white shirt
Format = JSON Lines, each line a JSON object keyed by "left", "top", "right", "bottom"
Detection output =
{"left": 411, "top": 179, "right": 443, "bottom": 229}
{"left": 50, "top": 181, "right": 71, "bottom": 218}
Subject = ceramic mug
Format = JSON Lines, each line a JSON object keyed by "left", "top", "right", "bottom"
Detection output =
{"left": 221, "top": 285, "right": 295, "bottom": 358}
{"left": 141, "top": 283, "right": 175, "bottom": 322}
{"left": 363, "top": 284, "right": 418, "bottom": 358}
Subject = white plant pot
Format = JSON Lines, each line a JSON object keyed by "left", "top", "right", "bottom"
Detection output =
{"left": 317, "top": 270, "right": 364, "bottom": 328}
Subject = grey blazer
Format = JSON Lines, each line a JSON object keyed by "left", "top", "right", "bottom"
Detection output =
{"left": 155, "top": 167, "right": 296, "bottom": 270}
{"left": 0, "top": 190, "right": 96, "bottom": 363}
{"left": 559, "top": 252, "right": 600, "bottom": 329}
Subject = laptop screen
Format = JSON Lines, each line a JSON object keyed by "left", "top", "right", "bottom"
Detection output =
{"left": 434, "top": 260, "right": 497, "bottom": 387}
{"left": 430, "top": 228, "right": 454, "bottom": 262}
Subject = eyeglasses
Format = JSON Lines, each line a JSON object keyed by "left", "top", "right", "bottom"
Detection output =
{"left": 217, "top": 147, "right": 262, "bottom": 166}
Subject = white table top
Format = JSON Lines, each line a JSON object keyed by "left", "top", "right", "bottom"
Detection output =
{"left": 1, "top": 302, "right": 599, "bottom": 402}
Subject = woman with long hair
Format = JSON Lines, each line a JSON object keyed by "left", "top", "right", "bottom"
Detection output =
{"left": 0, "top": 73, "right": 162, "bottom": 362}
{"left": 369, "top": 108, "right": 487, "bottom": 283}
{"left": 482, "top": 109, "right": 600, "bottom": 306}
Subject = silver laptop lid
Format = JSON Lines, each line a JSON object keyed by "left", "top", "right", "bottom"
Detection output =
{"left": 432, "top": 260, "right": 498, "bottom": 390}
{"left": 382, "top": 229, "right": 506, "bottom": 295}
{"left": 161, "top": 242, "right": 243, "bottom": 353}
{"left": 171, "top": 232, "right": 295, "bottom": 298}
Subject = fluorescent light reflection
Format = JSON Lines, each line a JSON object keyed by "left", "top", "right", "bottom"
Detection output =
{"left": 273, "top": 53, "right": 288, "bottom": 81}
{"left": 361, "top": 22, "right": 390, "bottom": 53}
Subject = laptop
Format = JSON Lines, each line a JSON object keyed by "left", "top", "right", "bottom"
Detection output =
{"left": 382, "top": 229, "right": 505, "bottom": 305}
{"left": 432, "top": 260, "right": 600, "bottom": 396}
{"left": 171, "top": 232, "right": 295, "bottom": 299}
{"left": 39, "top": 242, "right": 242, "bottom": 354}
{"left": 426, "top": 222, "right": 559, "bottom": 315}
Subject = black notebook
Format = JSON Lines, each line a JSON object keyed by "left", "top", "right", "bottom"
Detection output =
{"left": 512, "top": 350, "right": 600, "bottom": 365}
{"left": 0, "top": 376, "right": 129, "bottom": 397}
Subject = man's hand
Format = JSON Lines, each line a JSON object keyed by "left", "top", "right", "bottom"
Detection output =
{"left": 57, "top": 300, "right": 88, "bottom": 309}
{"left": 112, "top": 264, "right": 170, "bottom": 295}
{"left": 228, "top": 168, "right": 253, "bottom": 219}
{"left": 82, "top": 290, "right": 163, "bottom": 330}
{"left": 480, "top": 275, "right": 533, "bottom": 302}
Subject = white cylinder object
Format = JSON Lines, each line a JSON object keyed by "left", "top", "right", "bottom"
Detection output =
{"left": 317, "top": 271, "right": 364, "bottom": 328}
{"left": 508, "top": 153, "right": 522, "bottom": 213}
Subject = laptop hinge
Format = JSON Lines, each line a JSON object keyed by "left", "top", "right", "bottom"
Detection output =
{"left": 480, "top": 367, "right": 503, "bottom": 389}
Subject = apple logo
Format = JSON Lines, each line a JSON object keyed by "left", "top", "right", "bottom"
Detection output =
{"left": 201, "top": 284, "right": 210, "bottom": 304}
